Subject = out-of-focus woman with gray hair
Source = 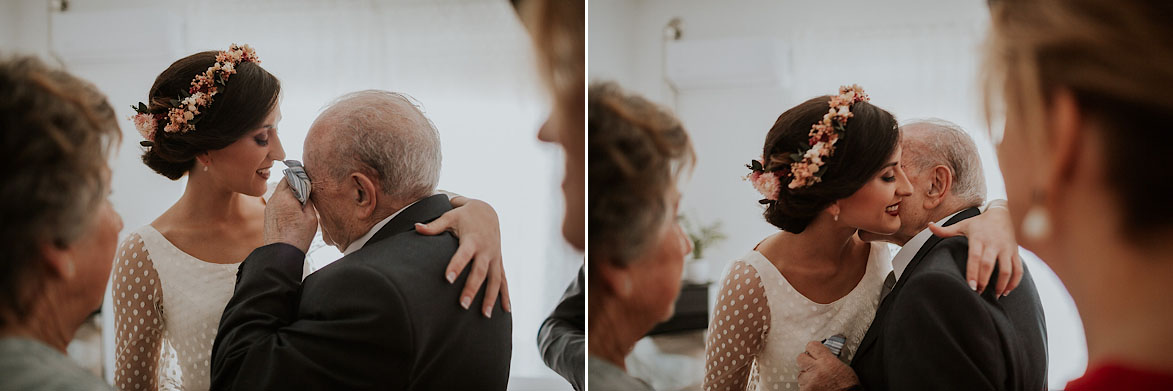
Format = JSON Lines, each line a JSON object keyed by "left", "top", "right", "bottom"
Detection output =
{"left": 0, "top": 55, "right": 123, "bottom": 390}
{"left": 587, "top": 81, "right": 695, "bottom": 390}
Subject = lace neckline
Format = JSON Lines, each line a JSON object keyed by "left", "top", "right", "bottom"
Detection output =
{"left": 749, "top": 243, "right": 881, "bottom": 306}
{"left": 140, "top": 225, "right": 242, "bottom": 267}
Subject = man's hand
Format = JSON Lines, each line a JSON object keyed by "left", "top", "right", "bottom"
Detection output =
{"left": 264, "top": 179, "right": 319, "bottom": 254}
{"left": 414, "top": 197, "right": 511, "bottom": 317}
{"left": 928, "top": 201, "right": 1023, "bottom": 297}
{"left": 797, "top": 341, "right": 860, "bottom": 391}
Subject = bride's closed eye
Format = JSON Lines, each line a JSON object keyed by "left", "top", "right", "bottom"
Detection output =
{"left": 254, "top": 128, "right": 274, "bottom": 146}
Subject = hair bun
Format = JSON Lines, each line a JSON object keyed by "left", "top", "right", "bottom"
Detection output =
{"left": 141, "top": 144, "right": 193, "bottom": 180}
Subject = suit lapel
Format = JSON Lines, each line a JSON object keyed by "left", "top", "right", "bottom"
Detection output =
{"left": 366, "top": 194, "right": 453, "bottom": 246}
{"left": 853, "top": 207, "right": 982, "bottom": 360}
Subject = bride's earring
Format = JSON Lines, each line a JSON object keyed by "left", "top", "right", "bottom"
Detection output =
{"left": 1022, "top": 190, "right": 1051, "bottom": 240}
{"left": 204, "top": 165, "right": 208, "bottom": 172}
{"left": 833, "top": 213, "right": 839, "bottom": 222}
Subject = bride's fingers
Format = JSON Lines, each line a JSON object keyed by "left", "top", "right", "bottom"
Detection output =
{"left": 965, "top": 240, "right": 984, "bottom": 291}
{"left": 1007, "top": 253, "right": 1024, "bottom": 296}
{"left": 500, "top": 274, "right": 512, "bottom": 313}
{"left": 928, "top": 221, "right": 964, "bottom": 238}
{"left": 976, "top": 244, "right": 998, "bottom": 293}
{"left": 444, "top": 244, "right": 475, "bottom": 284}
{"left": 481, "top": 265, "right": 503, "bottom": 318}
{"left": 415, "top": 214, "right": 455, "bottom": 236}
{"left": 460, "top": 254, "right": 491, "bottom": 312}
{"left": 993, "top": 249, "right": 1014, "bottom": 297}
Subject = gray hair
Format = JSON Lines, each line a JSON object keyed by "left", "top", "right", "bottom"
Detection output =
{"left": 319, "top": 90, "right": 442, "bottom": 203}
{"left": 0, "top": 56, "right": 120, "bottom": 324}
{"left": 901, "top": 118, "right": 986, "bottom": 206}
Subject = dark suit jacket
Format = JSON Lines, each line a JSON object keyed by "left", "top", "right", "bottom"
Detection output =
{"left": 210, "top": 194, "right": 512, "bottom": 390}
{"left": 537, "top": 266, "right": 585, "bottom": 391}
{"left": 851, "top": 207, "right": 1048, "bottom": 391}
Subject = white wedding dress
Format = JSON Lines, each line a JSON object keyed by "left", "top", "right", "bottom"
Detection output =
{"left": 703, "top": 243, "right": 890, "bottom": 391}
{"left": 111, "top": 225, "right": 238, "bottom": 391}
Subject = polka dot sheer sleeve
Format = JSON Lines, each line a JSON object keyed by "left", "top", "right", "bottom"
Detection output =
{"left": 112, "top": 233, "right": 163, "bottom": 390}
{"left": 704, "top": 260, "right": 771, "bottom": 391}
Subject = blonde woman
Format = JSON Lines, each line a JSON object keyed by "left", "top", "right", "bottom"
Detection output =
{"left": 986, "top": 0, "right": 1173, "bottom": 388}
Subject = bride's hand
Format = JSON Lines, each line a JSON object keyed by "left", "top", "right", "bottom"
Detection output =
{"left": 264, "top": 179, "right": 319, "bottom": 254}
{"left": 928, "top": 200, "right": 1023, "bottom": 297}
{"left": 414, "top": 196, "right": 510, "bottom": 318}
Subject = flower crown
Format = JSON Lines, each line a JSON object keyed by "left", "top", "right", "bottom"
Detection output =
{"left": 130, "top": 44, "right": 261, "bottom": 145}
{"left": 747, "top": 84, "right": 870, "bottom": 203}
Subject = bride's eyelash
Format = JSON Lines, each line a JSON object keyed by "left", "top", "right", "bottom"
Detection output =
{"left": 255, "top": 135, "right": 269, "bottom": 146}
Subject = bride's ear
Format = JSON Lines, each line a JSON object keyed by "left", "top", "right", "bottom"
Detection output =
{"left": 195, "top": 152, "right": 211, "bottom": 169}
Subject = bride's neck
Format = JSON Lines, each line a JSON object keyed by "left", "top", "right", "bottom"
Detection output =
{"left": 767, "top": 214, "right": 861, "bottom": 270}
{"left": 174, "top": 170, "right": 254, "bottom": 223}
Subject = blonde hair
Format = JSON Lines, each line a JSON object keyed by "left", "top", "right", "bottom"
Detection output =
{"left": 514, "top": 0, "right": 584, "bottom": 138}
{"left": 985, "top": 0, "right": 1173, "bottom": 231}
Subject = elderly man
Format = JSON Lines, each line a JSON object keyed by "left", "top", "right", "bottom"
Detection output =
{"left": 210, "top": 90, "right": 512, "bottom": 390}
{"left": 797, "top": 119, "right": 1048, "bottom": 391}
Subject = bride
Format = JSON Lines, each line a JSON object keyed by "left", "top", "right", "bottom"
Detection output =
{"left": 111, "top": 44, "right": 509, "bottom": 390}
{"left": 702, "top": 86, "right": 1019, "bottom": 390}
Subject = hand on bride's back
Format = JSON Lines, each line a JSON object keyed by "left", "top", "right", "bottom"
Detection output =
{"left": 264, "top": 179, "right": 319, "bottom": 254}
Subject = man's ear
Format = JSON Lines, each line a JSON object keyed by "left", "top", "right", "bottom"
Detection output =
{"left": 350, "top": 172, "right": 379, "bottom": 218}
{"left": 923, "top": 165, "right": 953, "bottom": 210}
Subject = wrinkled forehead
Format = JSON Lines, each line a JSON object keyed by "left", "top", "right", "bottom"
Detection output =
{"left": 302, "top": 116, "right": 336, "bottom": 173}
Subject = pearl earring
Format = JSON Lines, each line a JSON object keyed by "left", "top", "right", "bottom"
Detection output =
{"left": 1022, "top": 189, "right": 1051, "bottom": 240}
{"left": 1022, "top": 205, "right": 1051, "bottom": 240}
{"left": 204, "top": 165, "right": 208, "bottom": 172}
{"left": 833, "top": 212, "right": 839, "bottom": 222}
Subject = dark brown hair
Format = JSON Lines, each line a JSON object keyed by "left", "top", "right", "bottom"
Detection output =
{"left": 141, "top": 50, "right": 280, "bottom": 179}
{"left": 588, "top": 82, "right": 695, "bottom": 266}
{"left": 987, "top": 0, "right": 1173, "bottom": 235}
{"left": 0, "top": 56, "right": 120, "bottom": 324}
{"left": 761, "top": 95, "right": 899, "bottom": 233}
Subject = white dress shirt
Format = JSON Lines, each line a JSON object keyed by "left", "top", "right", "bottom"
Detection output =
{"left": 889, "top": 210, "right": 966, "bottom": 282}
{"left": 303, "top": 199, "right": 423, "bottom": 277}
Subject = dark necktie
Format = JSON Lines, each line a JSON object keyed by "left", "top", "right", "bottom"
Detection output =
{"left": 880, "top": 270, "right": 897, "bottom": 302}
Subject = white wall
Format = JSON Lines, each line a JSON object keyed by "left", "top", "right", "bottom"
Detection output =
{"left": 590, "top": 0, "right": 1086, "bottom": 388}
{"left": 4, "top": 0, "right": 579, "bottom": 387}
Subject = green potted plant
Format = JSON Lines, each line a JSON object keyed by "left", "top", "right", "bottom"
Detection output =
{"left": 679, "top": 213, "right": 727, "bottom": 283}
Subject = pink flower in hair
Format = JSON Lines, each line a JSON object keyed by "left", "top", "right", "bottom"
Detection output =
{"left": 750, "top": 170, "right": 782, "bottom": 201}
{"left": 132, "top": 113, "right": 157, "bottom": 141}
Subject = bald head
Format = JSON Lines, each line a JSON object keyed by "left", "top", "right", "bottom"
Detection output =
{"left": 901, "top": 119, "right": 986, "bottom": 207}
{"left": 308, "top": 90, "right": 442, "bottom": 204}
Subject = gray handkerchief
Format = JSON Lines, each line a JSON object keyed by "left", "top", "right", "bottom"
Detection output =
{"left": 283, "top": 160, "right": 312, "bottom": 204}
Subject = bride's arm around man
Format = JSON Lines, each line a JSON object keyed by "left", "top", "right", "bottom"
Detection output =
{"left": 209, "top": 90, "right": 513, "bottom": 390}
